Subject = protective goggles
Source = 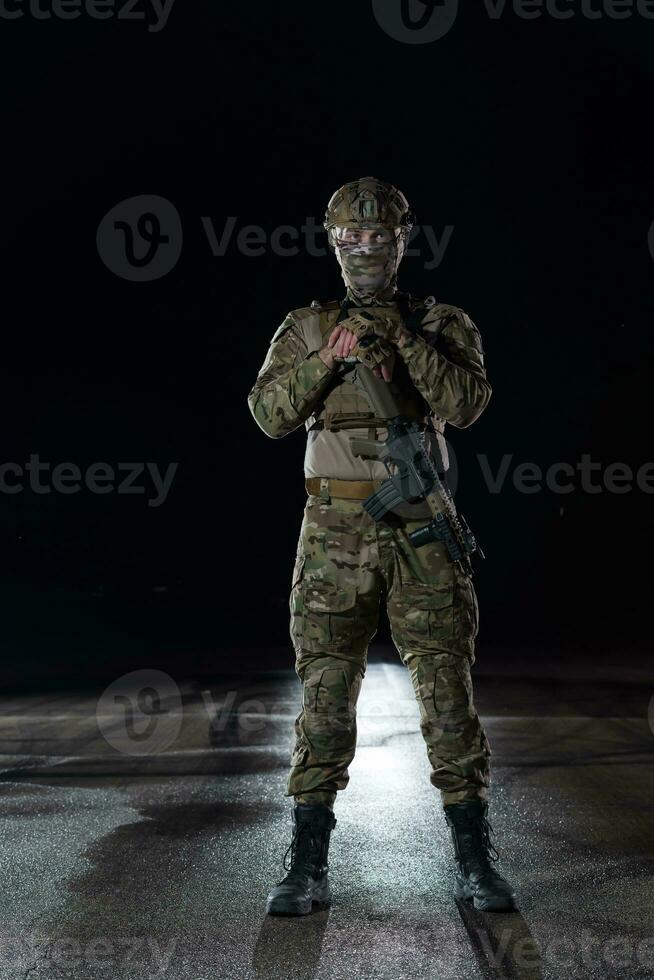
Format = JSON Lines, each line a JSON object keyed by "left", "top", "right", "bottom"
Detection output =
{"left": 331, "top": 226, "right": 404, "bottom": 249}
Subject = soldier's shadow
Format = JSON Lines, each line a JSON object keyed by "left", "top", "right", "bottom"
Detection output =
{"left": 252, "top": 908, "right": 330, "bottom": 980}
{"left": 456, "top": 899, "right": 543, "bottom": 979}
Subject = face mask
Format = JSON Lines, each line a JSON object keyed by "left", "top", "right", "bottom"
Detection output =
{"left": 333, "top": 228, "right": 404, "bottom": 304}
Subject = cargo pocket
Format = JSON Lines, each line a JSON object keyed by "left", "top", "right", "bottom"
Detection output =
{"left": 452, "top": 655, "right": 474, "bottom": 707}
{"left": 290, "top": 733, "right": 309, "bottom": 768}
{"left": 302, "top": 579, "right": 358, "bottom": 653}
{"left": 453, "top": 566, "right": 479, "bottom": 656}
{"left": 289, "top": 555, "right": 306, "bottom": 651}
{"left": 391, "top": 580, "right": 454, "bottom": 654}
{"left": 291, "top": 553, "right": 306, "bottom": 590}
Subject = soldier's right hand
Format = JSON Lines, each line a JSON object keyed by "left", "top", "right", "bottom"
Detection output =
{"left": 317, "top": 325, "right": 358, "bottom": 369}
{"left": 322, "top": 325, "right": 394, "bottom": 381}
{"left": 329, "top": 325, "right": 359, "bottom": 359}
{"left": 318, "top": 344, "right": 338, "bottom": 369}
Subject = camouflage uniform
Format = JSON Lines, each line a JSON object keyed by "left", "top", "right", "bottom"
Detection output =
{"left": 248, "top": 292, "right": 492, "bottom": 809}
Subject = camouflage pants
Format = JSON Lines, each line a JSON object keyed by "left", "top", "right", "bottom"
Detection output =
{"left": 287, "top": 493, "right": 491, "bottom": 810}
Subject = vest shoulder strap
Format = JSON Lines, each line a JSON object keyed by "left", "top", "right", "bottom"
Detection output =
{"left": 291, "top": 302, "right": 340, "bottom": 354}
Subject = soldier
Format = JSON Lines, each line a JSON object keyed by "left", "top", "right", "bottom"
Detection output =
{"left": 247, "top": 177, "right": 517, "bottom": 915}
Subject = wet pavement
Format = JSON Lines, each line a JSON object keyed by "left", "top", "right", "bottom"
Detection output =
{"left": 0, "top": 646, "right": 652, "bottom": 979}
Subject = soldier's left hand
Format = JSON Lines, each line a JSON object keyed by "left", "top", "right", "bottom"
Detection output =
{"left": 334, "top": 312, "right": 387, "bottom": 343}
{"left": 335, "top": 311, "right": 412, "bottom": 350}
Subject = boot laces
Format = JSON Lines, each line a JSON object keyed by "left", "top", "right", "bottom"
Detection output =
{"left": 478, "top": 815, "right": 500, "bottom": 864}
{"left": 452, "top": 810, "right": 501, "bottom": 868}
{"left": 282, "top": 822, "right": 321, "bottom": 873}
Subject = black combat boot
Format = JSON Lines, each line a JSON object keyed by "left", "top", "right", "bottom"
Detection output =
{"left": 444, "top": 800, "right": 517, "bottom": 912}
{"left": 266, "top": 803, "right": 337, "bottom": 916}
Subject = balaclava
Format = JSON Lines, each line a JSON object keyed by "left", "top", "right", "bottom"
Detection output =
{"left": 324, "top": 176, "right": 414, "bottom": 306}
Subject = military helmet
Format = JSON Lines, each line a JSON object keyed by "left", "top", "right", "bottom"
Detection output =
{"left": 323, "top": 176, "right": 415, "bottom": 237}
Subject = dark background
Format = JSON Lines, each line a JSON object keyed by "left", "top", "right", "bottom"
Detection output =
{"left": 0, "top": 1, "right": 652, "bottom": 686}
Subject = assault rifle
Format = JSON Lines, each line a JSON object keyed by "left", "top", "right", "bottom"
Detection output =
{"left": 339, "top": 354, "right": 484, "bottom": 576}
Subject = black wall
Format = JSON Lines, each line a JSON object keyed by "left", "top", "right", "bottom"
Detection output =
{"left": 1, "top": 2, "right": 652, "bottom": 683}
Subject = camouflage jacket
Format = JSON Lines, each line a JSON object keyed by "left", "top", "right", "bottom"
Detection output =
{"left": 247, "top": 294, "right": 491, "bottom": 482}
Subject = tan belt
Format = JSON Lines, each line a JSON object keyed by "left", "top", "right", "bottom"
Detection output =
{"left": 305, "top": 477, "right": 378, "bottom": 500}
{"left": 305, "top": 476, "right": 434, "bottom": 519}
